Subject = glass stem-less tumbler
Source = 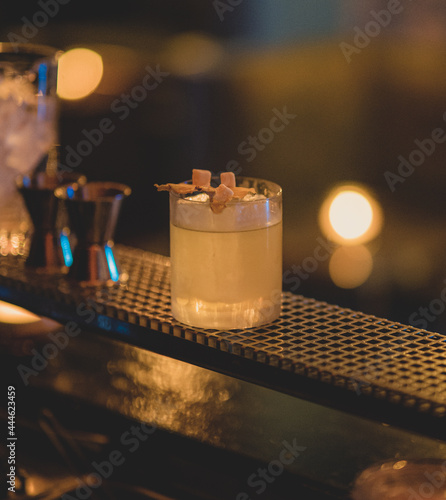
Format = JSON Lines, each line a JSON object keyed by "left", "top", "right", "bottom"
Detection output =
{"left": 169, "top": 177, "right": 282, "bottom": 329}
{"left": 0, "top": 43, "right": 61, "bottom": 252}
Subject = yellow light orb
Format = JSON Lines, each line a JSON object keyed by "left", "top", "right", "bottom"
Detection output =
{"left": 329, "top": 190, "right": 373, "bottom": 240}
{"left": 329, "top": 245, "right": 373, "bottom": 289}
{"left": 319, "top": 184, "right": 383, "bottom": 245}
{"left": 57, "top": 48, "right": 103, "bottom": 100}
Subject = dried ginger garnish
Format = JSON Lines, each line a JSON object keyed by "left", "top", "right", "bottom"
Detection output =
{"left": 154, "top": 183, "right": 202, "bottom": 194}
{"left": 155, "top": 170, "right": 255, "bottom": 213}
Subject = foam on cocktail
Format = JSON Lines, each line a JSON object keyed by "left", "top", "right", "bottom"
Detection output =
{"left": 175, "top": 191, "right": 280, "bottom": 232}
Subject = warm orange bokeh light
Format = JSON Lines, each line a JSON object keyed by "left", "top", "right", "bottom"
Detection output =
{"left": 0, "top": 300, "right": 40, "bottom": 324}
{"left": 162, "top": 32, "right": 224, "bottom": 77}
{"left": 329, "top": 190, "right": 373, "bottom": 240}
{"left": 319, "top": 184, "right": 383, "bottom": 245}
{"left": 57, "top": 48, "right": 103, "bottom": 100}
{"left": 329, "top": 245, "right": 373, "bottom": 289}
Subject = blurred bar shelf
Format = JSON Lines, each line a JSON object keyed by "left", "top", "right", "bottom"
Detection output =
{"left": 0, "top": 245, "right": 445, "bottom": 441}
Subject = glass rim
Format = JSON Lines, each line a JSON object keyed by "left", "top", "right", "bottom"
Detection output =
{"left": 0, "top": 42, "right": 63, "bottom": 60}
{"left": 169, "top": 176, "right": 282, "bottom": 205}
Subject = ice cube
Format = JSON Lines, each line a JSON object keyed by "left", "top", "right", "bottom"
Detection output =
{"left": 242, "top": 193, "right": 267, "bottom": 201}
{"left": 0, "top": 74, "right": 56, "bottom": 211}
{"left": 185, "top": 193, "right": 210, "bottom": 202}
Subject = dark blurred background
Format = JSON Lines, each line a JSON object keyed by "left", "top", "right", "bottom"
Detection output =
{"left": 2, "top": 0, "right": 446, "bottom": 333}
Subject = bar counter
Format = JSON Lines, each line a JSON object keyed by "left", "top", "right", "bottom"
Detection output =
{"left": 1, "top": 245, "right": 445, "bottom": 498}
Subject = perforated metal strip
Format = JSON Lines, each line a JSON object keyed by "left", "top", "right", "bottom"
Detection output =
{"left": 1, "top": 245, "right": 445, "bottom": 420}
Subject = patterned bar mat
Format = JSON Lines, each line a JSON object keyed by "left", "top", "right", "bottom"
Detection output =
{"left": 0, "top": 245, "right": 445, "bottom": 425}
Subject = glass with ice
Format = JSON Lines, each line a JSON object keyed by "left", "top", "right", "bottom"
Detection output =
{"left": 166, "top": 171, "right": 282, "bottom": 329}
{"left": 0, "top": 44, "right": 60, "bottom": 247}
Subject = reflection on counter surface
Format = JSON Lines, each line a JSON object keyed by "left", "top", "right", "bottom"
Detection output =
{"left": 5, "top": 329, "right": 441, "bottom": 497}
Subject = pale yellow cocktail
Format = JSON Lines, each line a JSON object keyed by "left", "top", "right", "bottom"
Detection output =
{"left": 169, "top": 177, "right": 282, "bottom": 329}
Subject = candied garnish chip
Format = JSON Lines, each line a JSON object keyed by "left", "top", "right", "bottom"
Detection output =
{"left": 214, "top": 184, "right": 233, "bottom": 201}
{"left": 192, "top": 169, "right": 211, "bottom": 187}
{"left": 210, "top": 184, "right": 233, "bottom": 213}
{"left": 156, "top": 171, "right": 257, "bottom": 212}
{"left": 220, "top": 171, "right": 235, "bottom": 188}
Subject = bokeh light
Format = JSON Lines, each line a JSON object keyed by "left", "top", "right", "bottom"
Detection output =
{"left": 162, "top": 32, "right": 225, "bottom": 77}
{"left": 329, "top": 190, "right": 373, "bottom": 240}
{"left": 329, "top": 246, "right": 373, "bottom": 289}
{"left": 319, "top": 184, "right": 383, "bottom": 245}
{"left": 57, "top": 48, "right": 103, "bottom": 100}
{"left": 0, "top": 300, "right": 40, "bottom": 324}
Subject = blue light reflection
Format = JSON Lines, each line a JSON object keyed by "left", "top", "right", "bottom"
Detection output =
{"left": 37, "top": 63, "right": 48, "bottom": 119}
{"left": 60, "top": 233, "right": 73, "bottom": 267}
{"left": 66, "top": 186, "right": 75, "bottom": 199}
{"left": 105, "top": 244, "right": 119, "bottom": 282}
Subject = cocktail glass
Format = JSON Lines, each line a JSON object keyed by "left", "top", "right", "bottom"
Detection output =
{"left": 0, "top": 43, "right": 61, "bottom": 253}
{"left": 169, "top": 176, "right": 282, "bottom": 329}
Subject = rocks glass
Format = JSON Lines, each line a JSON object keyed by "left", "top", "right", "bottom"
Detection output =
{"left": 0, "top": 43, "right": 61, "bottom": 253}
{"left": 169, "top": 177, "right": 282, "bottom": 329}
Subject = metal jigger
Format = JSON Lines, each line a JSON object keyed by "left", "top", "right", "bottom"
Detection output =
{"left": 54, "top": 182, "right": 131, "bottom": 286}
{"left": 16, "top": 170, "right": 87, "bottom": 273}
